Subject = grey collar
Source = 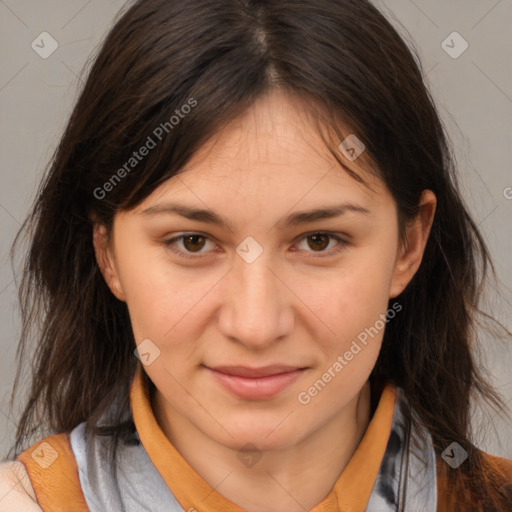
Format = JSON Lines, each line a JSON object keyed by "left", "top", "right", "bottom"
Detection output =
{"left": 365, "top": 387, "right": 437, "bottom": 511}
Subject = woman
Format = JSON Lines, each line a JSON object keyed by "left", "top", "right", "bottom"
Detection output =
{"left": 2, "top": 0, "right": 511, "bottom": 510}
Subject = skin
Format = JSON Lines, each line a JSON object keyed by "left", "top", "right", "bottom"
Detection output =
{"left": 93, "top": 89, "right": 436, "bottom": 512}
{"left": 0, "top": 462, "right": 42, "bottom": 511}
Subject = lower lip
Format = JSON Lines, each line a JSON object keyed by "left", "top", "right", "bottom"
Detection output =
{"left": 207, "top": 368, "right": 306, "bottom": 400}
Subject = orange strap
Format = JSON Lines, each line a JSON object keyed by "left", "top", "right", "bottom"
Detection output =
{"left": 16, "top": 432, "right": 88, "bottom": 512}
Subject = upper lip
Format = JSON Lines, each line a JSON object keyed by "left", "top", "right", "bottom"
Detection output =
{"left": 208, "top": 365, "right": 305, "bottom": 378}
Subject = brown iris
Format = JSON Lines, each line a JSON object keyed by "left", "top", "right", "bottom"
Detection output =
{"left": 183, "top": 234, "right": 207, "bottom": 252}
{"left": 307, "top": 233, "right": 329, "bottom": 251}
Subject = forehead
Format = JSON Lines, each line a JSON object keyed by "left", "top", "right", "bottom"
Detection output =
{"left": 134, "top": 90, "right": 389, "bottom": 216}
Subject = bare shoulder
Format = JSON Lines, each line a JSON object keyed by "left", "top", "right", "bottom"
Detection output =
{"left": 0, "top": 461, "right": 43, "bottom": 511}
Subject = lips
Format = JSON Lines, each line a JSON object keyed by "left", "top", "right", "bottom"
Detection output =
{"left": 205, "top": 364, "right": 307, "bottom": 400}
{"left": 210, "top": 365, "right": 304, "bottom": 378}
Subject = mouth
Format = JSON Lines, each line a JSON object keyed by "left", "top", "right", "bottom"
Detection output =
{"left": 205, "top": 365, "right": 308, "bottom": 400}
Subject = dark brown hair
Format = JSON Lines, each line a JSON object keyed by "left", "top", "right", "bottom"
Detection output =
{"left": 6, "top": 0, "right": 511, "bottom": 509}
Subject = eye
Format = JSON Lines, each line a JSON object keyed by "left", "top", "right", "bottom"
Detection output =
{"left": 294, "top": 232, "right": 348, "bottom": 258}
{"left": 164, "top": 233, "right": 218, "bottom": 259}
{"left": 164, "top": 231, "right": 348, "bottom": 259}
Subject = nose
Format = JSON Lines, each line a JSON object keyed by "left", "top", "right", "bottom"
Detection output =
{"left": 217, "top": 249, "right": 294, "bottom": 350}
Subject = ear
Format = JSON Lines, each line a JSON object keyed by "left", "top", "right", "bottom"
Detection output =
{"left": 389, "top": 190, "right": 437, "bottom": 299}
{"left": 92, "top": 223, "right": 126, "bottom": 301}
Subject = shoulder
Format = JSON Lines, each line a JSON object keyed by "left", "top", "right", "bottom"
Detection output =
{"left": 0, "top": 460, "right": 43, "bottom": 511}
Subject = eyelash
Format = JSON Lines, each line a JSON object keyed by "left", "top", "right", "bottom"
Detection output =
{"left": 163, "top": 232, "right": 349, "bottom": 260}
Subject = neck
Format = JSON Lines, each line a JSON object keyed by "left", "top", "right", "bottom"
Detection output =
{"left": 153, "top": 381, "right": 372, "bottom": 512}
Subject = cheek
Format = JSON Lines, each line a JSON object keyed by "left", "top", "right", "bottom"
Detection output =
{"left": 297, "top": 250, "right": 395, "bottom": 371}
{"left": 113, "top": 241, "right": 178, "bottom": 339}
{"left": 121, "top": 260, "right": 218, "bottom": 347}
{"left": 298, "top": 269, "right": 389, "bottom": 410}
{"left": 308, "top": 261, "right": 393, "bottom": 333}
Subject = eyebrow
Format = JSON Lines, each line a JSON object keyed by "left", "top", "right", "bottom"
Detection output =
{"left": 141, "top": 202, "right": 371, "bottom": 231}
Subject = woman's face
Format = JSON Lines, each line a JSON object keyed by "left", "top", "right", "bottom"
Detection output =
{"left": 94, "top": 89, "right": 434, "bottom": 452}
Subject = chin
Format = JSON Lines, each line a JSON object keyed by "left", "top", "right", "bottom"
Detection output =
{"left": 225, "top": 430, "right": 298, "bottom": 452}
{"left": 208, "top": 413, "right": 306, "bottom": 452}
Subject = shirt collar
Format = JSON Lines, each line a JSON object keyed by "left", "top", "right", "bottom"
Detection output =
{"left": 130, "top": 362, "right": 397, "bottom": 512}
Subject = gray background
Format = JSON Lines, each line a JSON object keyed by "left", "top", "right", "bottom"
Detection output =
{"left": 0, "top": 0, "right": 511, "bottom": 460}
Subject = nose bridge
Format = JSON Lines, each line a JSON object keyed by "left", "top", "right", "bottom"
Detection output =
{"left": 218, "top": 246, "right": 293, "bottom": 348}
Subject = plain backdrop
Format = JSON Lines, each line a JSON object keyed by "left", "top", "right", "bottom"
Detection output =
{"left": 1, "top": 0, "right": 511, "bottom": 460}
